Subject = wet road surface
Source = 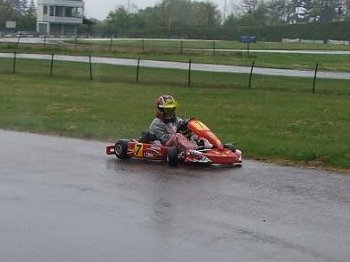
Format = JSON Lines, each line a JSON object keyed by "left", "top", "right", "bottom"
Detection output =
{"left": 1, "top": 129, "right": 350, "bottom": 262}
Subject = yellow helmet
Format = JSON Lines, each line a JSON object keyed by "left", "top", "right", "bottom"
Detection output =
{"left": 156, "top": 94, "right": 178, "bottom": 121}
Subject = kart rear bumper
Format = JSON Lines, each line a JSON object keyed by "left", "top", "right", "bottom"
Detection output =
{"left": 106, "top": 145, "right": 115, "bottom": 155}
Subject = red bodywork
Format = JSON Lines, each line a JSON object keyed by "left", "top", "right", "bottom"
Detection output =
{"left": 106, "top": 118, "right": 242, "bottom": 166}
{"left": 106, "top": 141, "right": 168, "bottom": 161}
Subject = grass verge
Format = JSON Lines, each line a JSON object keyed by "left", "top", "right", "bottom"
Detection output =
{"left": 0, "top": 71, "right": 349, "bottom": 170}
{"left": 2, "top": 39, "right": 350, "bottom": 72}
{"left": 1, "top": 57, "right": 350, "bottom": 95}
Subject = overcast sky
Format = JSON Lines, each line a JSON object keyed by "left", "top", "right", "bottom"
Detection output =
{"left": 85, "top": 0, "right": 237, "bottom": 20}
{"left": 35, "top": 0, "right": 238, "bottom": 20}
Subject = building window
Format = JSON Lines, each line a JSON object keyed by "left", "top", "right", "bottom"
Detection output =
{"left": 50, "top": 6, "right": 54, "bottom": 16}
{"left": 77, "top": 7, "right": 83, "bottom": 18}
{"left": 55, "top": 6, "right": 64, "bottom": 17}
{"left": 43, "top": 6, "right": 48, "bottom": 15}
{"left": 65, "top": 7, "right": 74, "bottom": 17}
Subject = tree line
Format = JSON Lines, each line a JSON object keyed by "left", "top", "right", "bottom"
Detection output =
{"left": 88, "top": 0, "right": 349, "bottom": 37}
{"left": 229, "top": 0, "right": 347, "bottom": 26}
{"left": 1, "top": 0, "right": 349, "bottom": 38}
{"left": 0, "top": 0, "right": 36, "bottom": 32}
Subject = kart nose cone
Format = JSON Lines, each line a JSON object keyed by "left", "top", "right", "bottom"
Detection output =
{"left": 187, "top": 150, "right": 212, "bottom": 163}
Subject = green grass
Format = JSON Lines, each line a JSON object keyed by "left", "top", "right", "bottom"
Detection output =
{"left": 2, "top": 38, "right": 350, "bottom": 72}
{"left": 0, "top": 67, "right": 350, "bottom": 170}
{"left": 1, "top": 57, "right": 350, "bottom": 95}
{"left": 75, "top": 39, "right": 350, "bottom": 51}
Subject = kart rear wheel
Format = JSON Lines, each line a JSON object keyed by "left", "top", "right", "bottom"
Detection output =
{"left": 167, "top": 147, "right": 179, "bottom": 167}
{"left": 114, "top": 140, "right": 130, "bottom": 159}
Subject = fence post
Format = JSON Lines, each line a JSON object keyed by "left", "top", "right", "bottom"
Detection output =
{"left": 188, "top": 58, "right": 192, "bottom": 87}
{"left": 248, "top": 60, "right": 255, "bottom": 90}
{"left": 180, "top": 40, "right": 183, "bottom": 55}
{"left": 109, "top": 37, "right": 113, "bottom": 51}
{"left": 50, "top": 53, "right": 54, "bottom": 76}
{"left": 13, "top": 52, "right": 17, "bottom": 74}
{"left": 312, "top": 63, "right": 319, "bottom": 93}
{"left": 16, "top": 34, "right": 21, "bottom": 48}
{"left": 213, "top": 41, "right": 216, "bottom": 56}
{"left": 44, "top": 35, "right": 47, "bottom": 50}
{"left": 75, "top": 37, "right": 78, "bottom": 51}
{"left": 136, "top": 58, "right": 141, "bottom": 83}
{"left": 89, "top": 55, "right": 93, "bottom": 81}
{"left": 141, "top": 39, "right": 145, "bottom": 53}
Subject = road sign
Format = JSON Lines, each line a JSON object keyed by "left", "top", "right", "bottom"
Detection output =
{"left": 6, "top": 21, "right": 16, "bottom": 29}
{"left": 239, "top": 36, "right": 257, "bottom": 43}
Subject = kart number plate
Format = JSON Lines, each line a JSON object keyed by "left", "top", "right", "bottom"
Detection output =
{"left": 133, "top": 143, "right": 144, "bottom": 157}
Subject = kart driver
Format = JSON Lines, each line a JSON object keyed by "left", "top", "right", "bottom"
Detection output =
{"left": 148, "top": 94, "right": 204, "bottom": 152}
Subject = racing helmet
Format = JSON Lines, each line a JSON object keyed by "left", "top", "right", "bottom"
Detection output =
{"left": 156, "top": 94, "right": 178, "bottom": 121}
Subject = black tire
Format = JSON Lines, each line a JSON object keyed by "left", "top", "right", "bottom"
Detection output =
{"left": 114, "top": 140, "right": 130, "bottom": 159}
{"left": 223, "top": 143, "right": 236, "bottom": 152}
{"left": 167, "top": 147, "right": 179, "bottom": 167}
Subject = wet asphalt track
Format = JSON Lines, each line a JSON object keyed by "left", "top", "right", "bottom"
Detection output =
{"left": 1, "top": 129, "right": 350, "bottom": 262}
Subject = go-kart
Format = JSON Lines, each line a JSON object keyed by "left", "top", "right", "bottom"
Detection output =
{"left": 106, "top": 118, "right": 242, "bottom": 167}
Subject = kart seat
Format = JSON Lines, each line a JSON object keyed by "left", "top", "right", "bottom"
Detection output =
{"left": 139, "top": 130, "right": 158, "bottom": 143}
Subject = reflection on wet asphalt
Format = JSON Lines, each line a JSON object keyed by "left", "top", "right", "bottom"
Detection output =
{"left": 1, "top": 129, "right": 350, "bottom": 262}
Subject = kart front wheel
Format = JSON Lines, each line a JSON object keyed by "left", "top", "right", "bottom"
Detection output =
{"left": 167, "top": 147, "right": 179, "bottom": 167}
{"left": 223, "top": 143, "right": 236, "bottom": 152}
{"left": 114, "top": 140, "right": 130, "bottom": 159}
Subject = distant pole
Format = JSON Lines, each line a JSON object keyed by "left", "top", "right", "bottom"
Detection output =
{"left": 13, "top": 52, "right": 17, "bottom": 74}
{"left": 89, "top": 55, "right": 93, "bottom": 80}
{"left": 50, "top": 53, "right": 54, "bottom": 76}
{"left": 213, "top": 41, "right": 216, "bottom": 56}
{"left": 180, "top": 40, "right": 183, "bottom": 55}
{"left": 141, "top": 39, "right": 145, "bottom": 53}
{"left": 188, "top": 58, "right": 192, "bottom": 87}
{"left": 136, "top": 58, "right": 141, "bottom": 83}
{"left": 44, "top": 35, "right": 47, "bottom": 50}
{"left": 248, "top": 60, "right": 255, "bottom": 90}
{"left": 16, "top": 34, "right": 21, "bottom": 48}
{"left": 109, "top": 37, "right": 113, "bottom": 51}
{"left": 312, "top": 63, "right": 319, "bottom": 93}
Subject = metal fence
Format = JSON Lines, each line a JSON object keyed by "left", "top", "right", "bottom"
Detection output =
{"left": 1, "top": 51, "right": 350, "bottom": 95}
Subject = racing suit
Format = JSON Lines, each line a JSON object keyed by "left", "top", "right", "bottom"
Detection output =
{"left": 148, "top": 117, "right": 197, "bottom": 152}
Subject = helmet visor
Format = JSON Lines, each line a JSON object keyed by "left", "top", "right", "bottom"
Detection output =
{"left": 163, "top": 107, "right": 176, "bottom": 115}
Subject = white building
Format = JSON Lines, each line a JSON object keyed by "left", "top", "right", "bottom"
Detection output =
{"left": 36, "top": 0, "right": 84, "bottom": 35}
